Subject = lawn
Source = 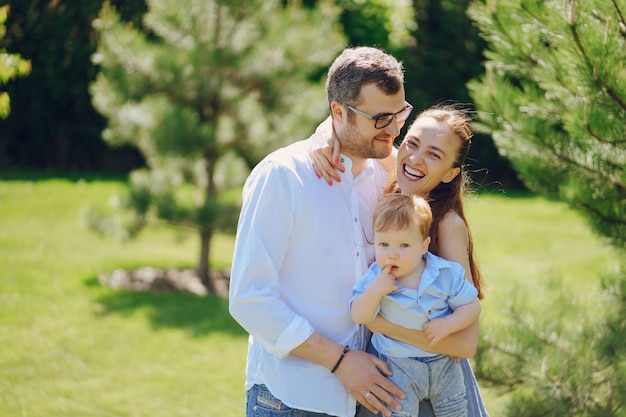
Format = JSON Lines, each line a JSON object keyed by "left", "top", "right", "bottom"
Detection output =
{"left": 0, "top": 174, "right": 620, "bottom": 416}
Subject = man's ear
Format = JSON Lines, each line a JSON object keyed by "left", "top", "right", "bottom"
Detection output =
{"left": 442, "top": 167, "right": 461, "bottom": 184}
{"left": 330, "top": 101, "right": 346, "bottom": 123}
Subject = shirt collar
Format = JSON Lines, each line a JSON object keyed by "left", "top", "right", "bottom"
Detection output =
{"left": 338, "top": 154, "right": 376, "bottom": 180}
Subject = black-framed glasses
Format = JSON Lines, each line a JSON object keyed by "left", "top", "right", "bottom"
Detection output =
{"left": 344, "top": 102, "right": 413, "bottom": 129}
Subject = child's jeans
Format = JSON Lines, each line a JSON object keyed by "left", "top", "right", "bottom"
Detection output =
{"left": 379, "top": 353, "right": 467, "bottom": 417}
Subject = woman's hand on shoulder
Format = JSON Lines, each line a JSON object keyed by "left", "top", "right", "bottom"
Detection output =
{"left": 309, "top": 118, "right": 344, "bottom": 185}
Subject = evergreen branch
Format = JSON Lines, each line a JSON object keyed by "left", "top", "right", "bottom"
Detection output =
{"left": 490, "top": 100, "right": 626, "bottom": 192}
{"left": 476, "top": 340, "right": 527, "bottom": 387}
{"left": 610, "top": 0, "right": 626, "bottom": 32}
{"left": 519, "top": 3, "right": 580, "bottom": 96}
{"left": 534, "top": 131, "right": 626, "bottom": 192}
{"left": 584, "top": 102, "right": 626, "bottom": 145}
{"left": 569, "top": 20, "right": 626, "bottom": 112}
{"left": 585, "top": 123, "right": 626, "bottom": 146}
{"left": 485, "top": 78, "right": 626, "bottom": 191}
{"left": 576, "top": 198, "right": 626, "bottom": 227}
{"left": 520, "top": 4, "right": 626, "bottom": 111}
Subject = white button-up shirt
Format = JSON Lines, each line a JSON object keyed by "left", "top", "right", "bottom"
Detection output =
{"left": 229, "top": 123, "right": 389, "bottom": 417}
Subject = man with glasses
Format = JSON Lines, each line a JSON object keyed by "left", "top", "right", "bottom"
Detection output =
{"left": 343, "top": 102, "right": 413, "bottom": 130}
{"left": 229, "top": 47, "right": 412, "bottom": 417}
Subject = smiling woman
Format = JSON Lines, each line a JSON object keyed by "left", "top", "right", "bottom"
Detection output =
{"left": 310, "top": 102, "right": 488, "bottom": 416}
{"left": 386, "top": 105, "right": 478, "bottom": 289}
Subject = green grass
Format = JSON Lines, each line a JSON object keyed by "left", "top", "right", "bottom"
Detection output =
{"left": 0, "top": 176, "right": 245, "bottom": 417}
{"left": 0, "top": 175, "right": 620, "bottom": 416}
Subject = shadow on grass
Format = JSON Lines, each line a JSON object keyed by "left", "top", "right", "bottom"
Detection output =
{"left": 0, "top": 169, "right": 129, "bottom": 183}
{"left": 86, "top": 275, "right": 247, "bottom": 338}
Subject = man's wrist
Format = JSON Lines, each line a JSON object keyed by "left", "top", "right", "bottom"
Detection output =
{"left": 330, "top": 345, "right": 350, "bottom": 373}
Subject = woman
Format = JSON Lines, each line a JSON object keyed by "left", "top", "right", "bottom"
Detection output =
{"left": 312, "top": 103, "right": 488, "bottom": 416}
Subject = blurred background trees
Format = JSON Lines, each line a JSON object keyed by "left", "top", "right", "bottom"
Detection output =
{"left": 0, "top": 5, "right": 30, "bottom": 119}
{"left": 87, "top": 0, "right": 345, "bottom": 290}
{"left": 0, "top": 0, "right": 128, "bottom": 170}
{"left": 0, "top": 0, "right": 517, "bottom": 185}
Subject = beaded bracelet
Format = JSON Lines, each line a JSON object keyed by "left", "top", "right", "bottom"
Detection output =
{"left": 330, "top": 345, "right": 350, "bottom": 373}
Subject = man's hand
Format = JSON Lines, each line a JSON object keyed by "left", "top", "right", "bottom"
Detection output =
{"left": 334, "top": 349, "right": 405, "bottom": 417}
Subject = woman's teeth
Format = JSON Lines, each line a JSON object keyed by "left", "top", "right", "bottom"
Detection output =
{"left": 404, "top": 165, "right": 424, "bottom": 179}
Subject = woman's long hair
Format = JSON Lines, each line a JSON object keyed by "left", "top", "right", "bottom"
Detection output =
{"left": 386, "top": 104, "right": 483, "bottom": 298}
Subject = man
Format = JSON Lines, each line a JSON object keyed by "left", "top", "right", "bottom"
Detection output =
{"left": 229, "top": 46, "right": 414, "bottom": 417}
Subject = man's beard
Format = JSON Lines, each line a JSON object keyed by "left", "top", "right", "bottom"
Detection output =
{"left": 339, "top": 122, "right": 392, "bottom": 160}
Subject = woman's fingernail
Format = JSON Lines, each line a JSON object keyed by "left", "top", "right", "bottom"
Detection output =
{"left": 336, "top": 177, "right": 341, "bottom": 183}
{"left": 327, "top": 181, "right": 333, "bottom": 186}
{"left": 316, "top": 173, "right": 321, "bottom": 179}
{"left": 334, "top": 158, "right": 339, "bottom": 165}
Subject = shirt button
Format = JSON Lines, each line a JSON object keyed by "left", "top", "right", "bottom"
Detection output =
{"left": 340, "top": 157, "right": 345, "bottom": 163}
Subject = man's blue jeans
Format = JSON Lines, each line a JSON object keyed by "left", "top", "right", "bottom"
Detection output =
{"left": 246, "top": 384, "right": 337, "bottom": 417}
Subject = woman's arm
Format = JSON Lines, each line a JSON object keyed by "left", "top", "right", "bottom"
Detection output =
{"left": 308, "top": 117, "right": 344, "bottom": 184}
{"left": 368, "top": 315, "right": 479, "bottom": 358}
{"left": 437, "top": 210, "right": 475, "bottom": 286}
{"left": 309, "top": 117, "right": 397, "bottom": 184}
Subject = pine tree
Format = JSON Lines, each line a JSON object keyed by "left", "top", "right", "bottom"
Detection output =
{"left": 89, "top": 0, "right": 345, "bottom": 291}
{"left": 467, "top": 0, "right": 626, "bottom": 247}
{"left": 467, "top": 1, "right": 626, "bottom": 415}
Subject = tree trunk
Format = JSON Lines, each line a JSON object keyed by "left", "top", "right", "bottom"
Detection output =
{"left": 198, "top": 229, "right": 213, "bottom": 292}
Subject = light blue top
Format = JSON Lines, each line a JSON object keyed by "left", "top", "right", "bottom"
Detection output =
{"left": 351, "top": 252, "right": 478, "bottom": 357}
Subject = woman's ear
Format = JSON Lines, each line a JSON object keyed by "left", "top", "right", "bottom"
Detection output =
{"left": 442, "top": 167, "right": 461, "bottom": 184}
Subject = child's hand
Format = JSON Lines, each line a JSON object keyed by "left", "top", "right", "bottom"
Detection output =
{"left": 310, "top": 122, "right": 344, "bottom": 185}
{"left": 367, "top": 265, "right": 398, "bottom": 297}
{"left": 423, "top": 317, "right": 452, "bottom": 347}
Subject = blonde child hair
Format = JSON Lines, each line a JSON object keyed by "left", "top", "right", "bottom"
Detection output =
{"left": 373, "top": 193, "right": 432, "bottom": 240}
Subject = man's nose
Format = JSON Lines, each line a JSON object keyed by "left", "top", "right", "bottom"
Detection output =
{"left": 383, "top": 119, "right": 401, "bottom": 137}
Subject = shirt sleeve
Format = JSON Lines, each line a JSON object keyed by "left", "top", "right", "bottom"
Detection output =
{"left": 228, "top": 159, "right": 315, "bottom": 359}
{"left": 349, "top": 263, "right": 381, "bottom": 309}
{"left": 447, "top": 262, "right": 479, "bottom": 310}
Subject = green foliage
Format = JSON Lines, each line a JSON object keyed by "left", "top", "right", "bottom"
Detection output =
{"left": 0, "top": 0, "right": 118, "bottom": 169}
{"left": 406, "top": 0, "right": 484, "bottom": 107}
{"left": 0, "top": 5, "right": 30, "bottom": 119}
{"left": 336, "top": 0, "right": 415, "bottom": 51}
{"left": 0, "top": 176, "right": 246, "bottom": 416}
{"left": 467, "top": 0, "right": 626, "bottom": 247}
{"left": 474, "top": 267, "right": 626, "bottom": 417}
{"left": 467, "top": 1, "right": 626, "bottom": 414}
{"left": 90, "top": 0, "right": 345, "bottom": 286}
